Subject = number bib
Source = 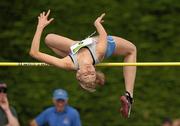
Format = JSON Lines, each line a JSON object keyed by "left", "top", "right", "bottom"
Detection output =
{"left": 70, "top": 38, "right": 93, "bottom": 54}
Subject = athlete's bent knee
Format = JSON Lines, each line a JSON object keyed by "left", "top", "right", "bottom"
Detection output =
{"left": 45, "top": 33, "right": 55, "bottom": 45}
{"left": 127, "top": 43, "right": 137, "bottom": 55}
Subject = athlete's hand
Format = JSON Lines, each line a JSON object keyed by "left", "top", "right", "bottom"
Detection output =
{"left": 94, "top": 13, "right": 105, "bottom": 27}
{"left": 37, "top": 10, "right": 54, "bottom": 29}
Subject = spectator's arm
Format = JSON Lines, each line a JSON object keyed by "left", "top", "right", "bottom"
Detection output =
{"left": 72, "top": 110, "right": 82, "bottom": 126}
{"left": 0, "top": 94, "right": 20, "bottom": 126}
{"left": 30, "top": 108, "right": 49, "bottom": 126}
{"left": 5, "top": 109, "right": 20, "bottom": 126}
{"left": 29, "top": 120, "right": 38, "bottom": 126}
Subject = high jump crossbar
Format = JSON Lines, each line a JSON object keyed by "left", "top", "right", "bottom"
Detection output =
{"left": 0, "top": 62, "right": 180, "bottom": 67}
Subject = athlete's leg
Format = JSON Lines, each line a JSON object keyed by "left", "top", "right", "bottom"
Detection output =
{"left": 112, "top": 36, "right": 137, "bottom": 97}
{"left": 50, "top": 47, "right": 67, "bottom": 57}
{"left": 45, "top": 33, "right": 76, "bottom": 57}
{"left": 112, "top": 36, "right": 136, "bottom": 118}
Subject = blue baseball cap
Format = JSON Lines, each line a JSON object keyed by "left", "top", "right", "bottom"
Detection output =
{"left": 53, "top": 89, "right": 68, "bottom": 100}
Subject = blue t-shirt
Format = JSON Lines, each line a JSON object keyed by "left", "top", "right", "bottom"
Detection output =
{"left": 35, "top": 106, "right": 81, "bottom": 126}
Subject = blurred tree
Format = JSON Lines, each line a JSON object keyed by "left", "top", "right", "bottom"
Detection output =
{"left": 0, "top": 0, "right": 180, "bottom": 125}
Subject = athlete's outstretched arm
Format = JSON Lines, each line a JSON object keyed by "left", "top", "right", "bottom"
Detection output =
{"left": 94, "top": 13, "right": 107, "bottom": 59}
{"left": 29, "top": 10, "right": 74, "bottom": 70}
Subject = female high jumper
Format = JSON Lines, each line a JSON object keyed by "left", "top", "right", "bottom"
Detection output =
{"left": 29, "top": 10, "right": 137, "bottom": 118}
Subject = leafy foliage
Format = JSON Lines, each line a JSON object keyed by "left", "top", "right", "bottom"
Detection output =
{"left": 0, "top": 0, "right": 180, "bottom": 125}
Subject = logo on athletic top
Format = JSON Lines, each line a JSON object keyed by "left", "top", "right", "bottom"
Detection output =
{"left": 78, "top": 41, "right": 83, "bottom": 45}
{"left": 70, "top": 38, "right": 93, "bottom": 54}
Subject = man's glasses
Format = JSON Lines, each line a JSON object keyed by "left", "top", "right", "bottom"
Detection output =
{"left": 0, "top": 88, "right": 7, "bottom": 93}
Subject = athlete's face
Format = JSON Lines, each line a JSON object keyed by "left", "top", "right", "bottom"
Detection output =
{"left": 77, "top": 64, "right": 96, "bottom": 84}
{"left": 53, "top": 99, "right": 67, "bottom": 112}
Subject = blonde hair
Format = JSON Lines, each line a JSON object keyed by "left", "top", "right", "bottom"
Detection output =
{"left": 95, "top": 71, "right": 105, "bottom": 86}
{"left": 77, "top": 71, "right": 105, "bottom": 92}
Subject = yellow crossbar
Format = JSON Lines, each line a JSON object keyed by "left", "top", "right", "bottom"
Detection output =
{"left": 0, "top": 62, "right": 180, "bottom": 67}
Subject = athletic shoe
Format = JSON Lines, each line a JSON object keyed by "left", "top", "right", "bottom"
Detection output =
{"left": 120, "top": 91, "right": 133, "bottom": 118}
